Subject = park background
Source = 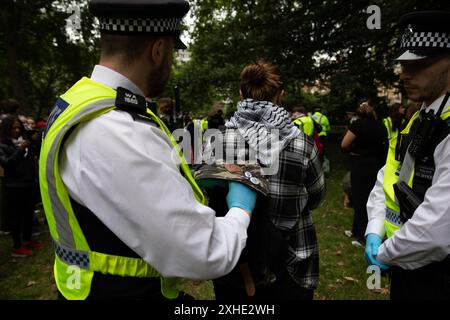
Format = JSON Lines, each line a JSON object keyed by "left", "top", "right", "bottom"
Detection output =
{"left": 1, "top": 0, "right": 449, "bottom": 300}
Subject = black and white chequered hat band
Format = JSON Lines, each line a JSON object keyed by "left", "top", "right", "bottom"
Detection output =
{"left": 99, "top": 17, "right": 181, "bottom": 33}
{"left": 401, "top": 30, "right": 450, "bottom": 49}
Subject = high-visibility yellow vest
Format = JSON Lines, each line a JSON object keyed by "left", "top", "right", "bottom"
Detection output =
{"left": 201, "top": 118, "right": 208, "bottom": 132}
{"left": 383, "top": 110, "right": 450, "bottom": 238}
{"left": 293, "top": 116, "right": 314, "bottom": 137}
{"left": 383, "top": 117, "right": 398, "bottom": 158}
{"left": 39, "top": 77, "right": 206, "bottom": 300}
{"left": 312, "top": 112, "right": 330, "bottom": 137}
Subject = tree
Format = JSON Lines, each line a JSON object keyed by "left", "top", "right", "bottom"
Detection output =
{"left": 0, "top": 0, "right": 98, "bottom": 117}
{"left": 176, "top": 0, "right": 450, "bottom": 117}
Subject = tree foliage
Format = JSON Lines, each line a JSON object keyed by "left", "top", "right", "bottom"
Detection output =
{"left": 0, "top": 0, "right": 98, "bottom": 117}
{"left": 175, "top": 0, "right": 450, "bottom": 118}
{"left": 1, "top": 0, "right": 449, "bottom": 119}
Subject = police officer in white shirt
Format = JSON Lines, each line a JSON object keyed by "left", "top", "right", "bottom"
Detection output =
{"left": 365, "top": 11, "right": 450, "bottom": 299}
{"left": 40, "top": 0, "right": 257, "bottom": 300}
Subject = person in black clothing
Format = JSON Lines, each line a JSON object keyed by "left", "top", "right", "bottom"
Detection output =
{"left": 157, "top": 97, "right": 181, "bottom": 132}
{"left": 0, "top": 115, "right": 42, "bottom": 257}
{"left": 208, "top": 109, "right": 225, "bottom": 130}
{"left": 341, "top": 102, "right": 388, "bottom": 245}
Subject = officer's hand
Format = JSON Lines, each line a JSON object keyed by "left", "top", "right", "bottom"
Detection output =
{"left": 226, "top": 181, "right": 257, "bottom": 214}
{"left": 365, "top": 233, "right": 389, "bottom": 270}
{"left": 197, "top": 178, "right": 227, "bottom": 189}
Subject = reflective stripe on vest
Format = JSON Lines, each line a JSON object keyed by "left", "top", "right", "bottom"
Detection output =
{"left": 383, "top": 108, "right": 450, "bottom": 238}
{"left": 293, "top": 116, "right": 314, "bottom": 136}
{"left": 313, "top": 112, "right": 328, "bottom": 137}
{"left": 383, "top": 117, "right": 393, "bottom": 140}
{"left": 40, "top": 77, "right": 205, "bottom": 299}
{"left": 383, "top": 117, "right": 398, "bottom": 159}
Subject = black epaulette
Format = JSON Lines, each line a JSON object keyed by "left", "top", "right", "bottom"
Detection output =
{"left": 114, "top": 87, "right": 158, "bottom": 127}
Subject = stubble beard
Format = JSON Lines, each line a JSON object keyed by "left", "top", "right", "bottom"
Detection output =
{"left": 423, "top": 61, "right": 450, "bottom": 105}
{"left": 146, "top": 55, "right": 171, "bottom": 98}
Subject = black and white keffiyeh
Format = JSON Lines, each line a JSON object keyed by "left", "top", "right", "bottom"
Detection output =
{"left": 226, "top": 98, "right": 300, "bottom": 165}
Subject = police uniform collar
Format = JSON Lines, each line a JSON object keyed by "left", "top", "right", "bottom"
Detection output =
{"left": 422, "top": 93, "right": 450, "bottom": 115}
{"left": 91, "top": 65, "right": 145, "bottom": 97}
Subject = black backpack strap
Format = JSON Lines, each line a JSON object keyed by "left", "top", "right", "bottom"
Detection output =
{"left": 411, "top": 114, "right": 450, "bottom": 200}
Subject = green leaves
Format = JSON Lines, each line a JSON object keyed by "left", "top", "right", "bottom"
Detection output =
{"left": 0, "top": 0, "right": 98, "bottom": 117}
{"left": 175, "top": 0, "right": 449, "bottom": 118}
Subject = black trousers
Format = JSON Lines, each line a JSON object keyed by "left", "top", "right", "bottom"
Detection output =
{"left": 5, "top": 186, "right": 35, "bottom": 249}
{"left": 213, "top": 267, "right": 314, "bottom": 301}
{"left": 350, "top": 155, "right": 382, "bottom": 242}
{"left": 390, "top": 258, "right": 450, "bottom": 300}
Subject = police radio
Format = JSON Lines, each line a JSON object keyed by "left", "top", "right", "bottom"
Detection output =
{"left": 394, "top": 92, "right": 450, "bottom": 222}
{"left": 408, "top": 92, "right": 450, "bottom": 159}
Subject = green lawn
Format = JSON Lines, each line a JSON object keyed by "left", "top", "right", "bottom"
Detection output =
{"left": 0, "top": 138, "right": 389, "bottom": 300}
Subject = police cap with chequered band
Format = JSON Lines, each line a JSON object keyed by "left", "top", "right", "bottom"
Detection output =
{"left": 89, "top": 0, "right": 190, "bottom": 49}
{"left": 396, "top": 11, "right": 450, "bottom": 61}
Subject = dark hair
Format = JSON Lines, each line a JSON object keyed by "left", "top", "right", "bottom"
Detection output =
{"left": 158, "top": 97, "right": 173, "bottom": 108}
{"left": 100, "top": 33, "right": 159, "bottom": 65}
{"left": 0, "top": 115, "right": 22, "bottom": 143}
{"left": 294, "top": 106, "right": 307, "bottom": 114}
{"left": 0, "top": 99, "right": 21, "bottom": 115}
{"left": 240, "top": 60, "right": 283, "bottom": 102}
{"left": 356, "top": 102, "right": 377, "bottom": 120}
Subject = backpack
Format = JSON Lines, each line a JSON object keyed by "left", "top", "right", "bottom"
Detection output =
{"left": 205, "top": 185, "right": 289, "bottom": 296}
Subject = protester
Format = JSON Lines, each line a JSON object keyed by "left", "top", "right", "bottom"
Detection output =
{"left": 206, "top": 60, "right": 325, "bottom": 300}
{"left": 25, "top": 117, "right": 36, "bottom": 131}
{"left": 341, "top": 101, "right": 387, "bottom": 246}
{"left": 0, "top": 115, "right": 42, "bottom": 257}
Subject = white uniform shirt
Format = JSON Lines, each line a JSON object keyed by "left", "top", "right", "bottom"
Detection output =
{"left": 366, "top": 94, "right": 450, "bottom": 269}
{"left": 60, "top": 65, "right": 250, "bottom": 280}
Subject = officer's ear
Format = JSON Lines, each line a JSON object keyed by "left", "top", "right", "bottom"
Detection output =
{"left": 149, "top": 38, "right": 165, "bottom": 66}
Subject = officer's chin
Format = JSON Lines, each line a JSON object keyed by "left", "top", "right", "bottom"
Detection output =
{"left": 404, "top": 89, "right": 422, "bottom": 102}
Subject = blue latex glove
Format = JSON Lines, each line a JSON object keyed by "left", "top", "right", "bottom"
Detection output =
{"left": 365, "top": 233, "right": 390, "bottom": 270}
{"left": 226, "top": 181, "right": 257, "bottom": 213}
{"left": 197, "top": 178, "right": 227, "bottom": 188}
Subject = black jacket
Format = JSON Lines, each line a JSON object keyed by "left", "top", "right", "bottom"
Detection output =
{"left": 0, "top": 139, "right": 37, "bottom": 188}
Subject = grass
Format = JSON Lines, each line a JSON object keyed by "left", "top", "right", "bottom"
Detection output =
{"left": 0, "top": 137, "right": 389, "bottom": 300}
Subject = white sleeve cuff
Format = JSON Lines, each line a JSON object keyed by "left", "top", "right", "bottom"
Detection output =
{"left": 225, "top": 207, "right": 251, "bottom": 226}
{"left": 365, "top": 219, "right": 386, "bottom": 238}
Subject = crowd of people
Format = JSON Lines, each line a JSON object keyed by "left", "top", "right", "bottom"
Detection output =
{"left": 1, "top": 0, "right": 449, "bottom": 302}
{"left": 0, "top": 99, "right": 47, "bottom": 257}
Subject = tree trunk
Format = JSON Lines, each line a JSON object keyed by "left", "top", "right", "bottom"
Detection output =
{"left": 6, "top": 41, "right": 30, "bottom": 114}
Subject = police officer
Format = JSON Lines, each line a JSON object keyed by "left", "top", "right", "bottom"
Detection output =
{"left": 365, "top": 11, "right": 450, "bottom": 299}
{"left": 293, "top": 106, "right": 315, "bottom": 137}
{"left": 312, "top": 107, "right": 330, "bottom": 138}
{"left": 39, "top": 0, "right": 257, "bottom": 300}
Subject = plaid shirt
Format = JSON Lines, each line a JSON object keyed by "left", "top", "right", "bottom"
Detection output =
{"left": 204, "top": 128, "right": 325, "bottom": 289}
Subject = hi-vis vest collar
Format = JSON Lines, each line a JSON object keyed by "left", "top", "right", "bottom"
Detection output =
{"left": 39, "top": 77, "right": 205, "bottom": 299}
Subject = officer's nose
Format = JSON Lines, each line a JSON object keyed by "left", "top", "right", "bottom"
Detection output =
{"left": 399, "top": 65, "right": 412, "bottom": 82}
